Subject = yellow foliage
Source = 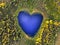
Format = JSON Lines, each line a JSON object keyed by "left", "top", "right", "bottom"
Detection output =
{"left": 13, "top": 37, "right": 16, "bottom": 40}
{"left": 45, "top": 20, "right": 49, "bottom": 24}
{"left": 36, "top": 28, "right": 44, "bottom": 43}
{"left": 45, "top": 24, "right": 48, "bottom": 28}
{"left": 2, "top": 38, "right": 5, "bottom": 42}
{"left": 3, "top": 43, "right": 5, "bottom": 45}
{"left": 2, "top": 21, "right": 5, "bottom": 23}
{"left": 0, "top": 28, "right": 2, "bottom": 30}
{"left": 50, "top": 20, "right": 53, "bottom": 24}
{"left": 36, "top": 38, "right": 41, "bottom": 42}
{"left": 7, "top": 28, "right": 10, "bottom": 33}
{"left": 54, "top": 22, "right": 59, "bottom": 26}
{"left": 59, "top": 22, "right": 60, "bottom": 25}
{"left": 0, "top": 2, "right": 5, "bottom": 7}
{"left": 55, "top": 34, "right": 57, "bottom": 37}
{"left": 36, "top": 42, "right": 39, "bottom": 44}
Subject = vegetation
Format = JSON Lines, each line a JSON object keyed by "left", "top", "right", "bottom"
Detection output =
{"left": 0, "top": 0, "right": 60, "bottom": 45}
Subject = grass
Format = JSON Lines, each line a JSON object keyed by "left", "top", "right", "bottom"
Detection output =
{"left": 0, "top": 0, "right": 60, "bottom": 45}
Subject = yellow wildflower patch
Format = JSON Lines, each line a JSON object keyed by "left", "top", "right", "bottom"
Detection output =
{"left": 36, "top": 28, "right": 44, "bottom": 43}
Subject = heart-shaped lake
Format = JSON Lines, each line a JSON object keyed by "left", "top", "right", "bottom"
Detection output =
{"left": 17, "top": 11, "right": 43, "bottom": 37}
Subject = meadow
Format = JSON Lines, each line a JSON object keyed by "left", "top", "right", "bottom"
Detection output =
{"left": 0, "top": 0, "right": 60, "bottom": 45}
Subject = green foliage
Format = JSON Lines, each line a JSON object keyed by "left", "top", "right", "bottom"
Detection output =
{"left": 26, "top": 39, "right": 36, "bottom": 45}
{"left": 44, "top": 0, "right": 60, "bottom": 21}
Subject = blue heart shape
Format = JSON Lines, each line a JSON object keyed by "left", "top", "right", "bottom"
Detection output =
{"left": 17, "top": 11, "right": 43, "bottom": 37}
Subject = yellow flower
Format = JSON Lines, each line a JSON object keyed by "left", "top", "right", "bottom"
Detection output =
{"left": 36, "top": 42, "right": 39, "bottom": 44}
{"left": 54, "top": 22, "right": 59, "bottom": 26}
{"left": 0, "top": 2, "right": 5, "bottom": 7}
{"left": 13, "top": 37, "right": 16, "bottom": 40}
{"left": 36, "top": 28, "right": 44, "bottom": 44}
{"left": 45, "top": 24, "right": 48, "bottom": 28}
{"left": 7, "top": 28, "right": 10, "bottom": 33}
{"left": 36, "top": 38, "right": 40, "bottom": 42}
{"left": 46, "top": 20, "right": 49, "bottom": 24}
{"left": 7, "top": 23, "right": 9, "bottom": 26}
{"left": 50, "top": 20, "right": 53, "bottom": 24}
